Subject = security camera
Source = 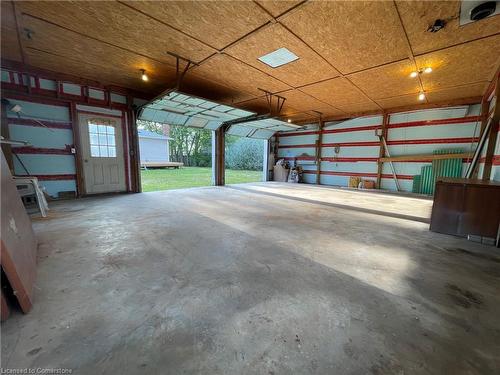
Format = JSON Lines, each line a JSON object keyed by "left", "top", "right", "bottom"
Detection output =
{"left": 471, "top": 1, "right": 497, "bottom": 20}
{"left": 460, "top": 1, "right": 499, "bottom": 25}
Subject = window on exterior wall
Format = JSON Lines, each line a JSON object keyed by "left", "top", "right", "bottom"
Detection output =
{"left": 88, "top": 119, "right": 116, "bottom": 157}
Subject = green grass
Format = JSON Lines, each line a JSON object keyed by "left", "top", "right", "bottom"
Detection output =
{"left": 141, "top": 166, "right": 262, "bottom": 192}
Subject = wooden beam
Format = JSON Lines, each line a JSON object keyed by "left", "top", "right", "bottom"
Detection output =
{"left": 379, "top": 153, "right": 473, "bottom": 163}
{"left": 214, "top": 126, "right": 226, "bottom": 186}
{"left": 69, "top": 102, "right": 84, "bottom": 197}
{"left": 376, "top": 112, "right": 389, "bottom": 189}
{"left": 129, "top": 106, "right": 141, "bottom": 193}
{"left": 483, "top": 76, "right": 500, "bottom": 180}
{"left": 316, "top": 119, "right": 324, "bottom": 184}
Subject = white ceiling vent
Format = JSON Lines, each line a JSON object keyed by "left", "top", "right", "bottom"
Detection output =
{"left": 258, "top": 48, "right": 299, "bottom": 68}
{"left": 459, "top": 1, "right": 499, "bottom": 26}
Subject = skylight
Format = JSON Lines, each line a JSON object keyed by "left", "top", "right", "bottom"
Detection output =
{"left": 258, "top": 48, "right": 299, "bottom": 68}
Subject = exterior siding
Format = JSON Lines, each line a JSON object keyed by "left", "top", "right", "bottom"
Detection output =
{"left": 139, "top": 137, "right": 170, "bottom": 163}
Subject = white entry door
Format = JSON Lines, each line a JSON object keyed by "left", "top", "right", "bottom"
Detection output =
{"left": 79, "top": 113, "right": 126, "bottom": 194}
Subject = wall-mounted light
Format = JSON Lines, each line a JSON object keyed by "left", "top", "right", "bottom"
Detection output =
{"left": 287, "top": 119, "right": 292, "bottom": 123}
{"left": 409, "top": 67, "right": 433, "bottom": 78}
{"left": 140, "top": 69, "right": 148, "bottom": 82}
{"left": 418, "top": 92, "right": 426, "bottom": 101}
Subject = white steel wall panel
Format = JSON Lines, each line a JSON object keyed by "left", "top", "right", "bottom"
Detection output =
{"left": 388, "top": 122, "right": 480, "bottom": 141}
{"left": 277, "top": 103, "right": 486, "bottom": 192}
{"left": 323, "top": 130, "right": 379, "bottom": 143}
{"left": 322, "top": 146, "right": 379, "bottom": 158}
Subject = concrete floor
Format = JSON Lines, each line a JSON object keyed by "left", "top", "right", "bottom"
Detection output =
{"left": 2, "top": 182, "right": 500, "bottom": 374}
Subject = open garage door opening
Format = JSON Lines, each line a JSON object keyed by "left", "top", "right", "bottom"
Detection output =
{"left": 225, "top": 134, "right": 266, "bottom": 185}
{"left": 138, "top": 120, "right": 213, "bottom": 192}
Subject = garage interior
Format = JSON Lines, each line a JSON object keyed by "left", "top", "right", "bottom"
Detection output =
{"left": 1, "top": 1, "right": 500, "bottom": 374}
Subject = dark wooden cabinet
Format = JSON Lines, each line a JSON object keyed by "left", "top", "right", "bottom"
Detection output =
{"left": 430, "top": 178, "right": 500, "bottom": 240}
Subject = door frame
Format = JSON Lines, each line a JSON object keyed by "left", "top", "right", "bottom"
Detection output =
{"left": 75, "top": 108, "right": 130, "bottom": 195}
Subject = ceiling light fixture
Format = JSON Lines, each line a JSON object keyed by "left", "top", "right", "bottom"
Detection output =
{"left": 258, "top": 48, "right": 299, "bottom": 68}
{"left": 410, "top": 67, "right": 433, "bottom": 78}
{"left": 418, "top": 92, "right": 426, "bottom": 101}
{"left": 140, "top": 69, "right": 148, "bottom": 82}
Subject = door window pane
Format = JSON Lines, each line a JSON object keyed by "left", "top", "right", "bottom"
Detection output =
{"left": 91, "top": 145, "right": 100, "bottom": 157}
{"left": 90, "top": 134, "right": 99, "bottom": 145}
{"left": 99, "top": 145, "right": 108, "bottom": 157}
{"left": 87, "top": 119, "right": 118, "bottom": 158}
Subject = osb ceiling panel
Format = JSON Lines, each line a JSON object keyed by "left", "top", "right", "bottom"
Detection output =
{"left": 2, "top": 0, "right": 498, "bottom": 117}
{"left": 375, "top": 93, "right": 424, "bottom": 110}
{"left": 334, "top": 100, "right": 381, "bottom": 114}
{"left": 181, "top": 75, "right": 258, "bottom": 105}
{"left": 280, "top": 1, "right": 409, "bottom": 74}
{"left": 300, "top": 77, "right": 372, "bottom": 108}
{"left": 426, "top": 83, "right": 487, "bottom": 103}
{"left": 416, "top": 35, "right": 500, "bottom": 91}
{"left": 347, "top": 59, "right": 421, "bottom": 99}
{"left": 20, "top": 15, "right": 175, "bottom": 92}
{"left": 17, "top": 1, "right": 215, "bottom": 64}
{"left": 235, "top": 96, "right": 303, "bottom": 117}
{"left": 255, "top": 0, "right": 304, "bottom": 18}
{"left": 122, "top": 1, "right": 271, "bottom": 50}
{"left": 191, "top": 53, "right": 290, "bottom": 99}
{"left": 24, "top": 48, "right": 165, "bottom": 93}
{"left": 225, "top": 23, "right": 339, "bottom": 87}
{"left": 279, "top": 89, "right": 344, "bottom": 117}
{"left": 1, "top": 1, "right": 22, "bottom": 62}
{"left": 396, "top": 1, "right": 500, "bottom": 55}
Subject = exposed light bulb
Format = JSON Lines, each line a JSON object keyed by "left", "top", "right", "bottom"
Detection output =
{"left": 410, "top": 71, "right": 418, "bottom": 78}
{"left": 423, "top": 67, "right": 432, "bottom": 74}
{"left": 418, "top": 92, "right": 426, "bottom": 101}
{"left": 140, "top": 69, "right": 148, "bottom": 82}
{"left": 287, "top": 119, "right": 292, "bottom": 123}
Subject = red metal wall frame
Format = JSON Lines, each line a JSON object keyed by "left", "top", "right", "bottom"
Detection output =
{"left": 1, "top": 64, "right": 146, "bottom": 196}
{"left": 278, "top": 110, "right": 485, "bottom": 190}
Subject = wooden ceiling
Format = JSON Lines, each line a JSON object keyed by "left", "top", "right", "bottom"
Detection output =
{"left": 1, "top": 1, "right": 499, "bottom": 122}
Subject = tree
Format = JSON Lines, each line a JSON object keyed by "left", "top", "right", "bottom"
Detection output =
{"left": 137, "top": 120, "right": 163, "bottom": 135}
{"left": 225, "top": 138, "right": 264, "bottom": 170}
{"left": 138, "top": 120, "right": 211, "bottom": 166}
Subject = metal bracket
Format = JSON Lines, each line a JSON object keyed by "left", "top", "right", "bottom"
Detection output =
{"left": 258, "top": 88, "right": 286, "bottom": 116}
{"left": 167, "top": 52, "right": 198, "bottom": 90}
